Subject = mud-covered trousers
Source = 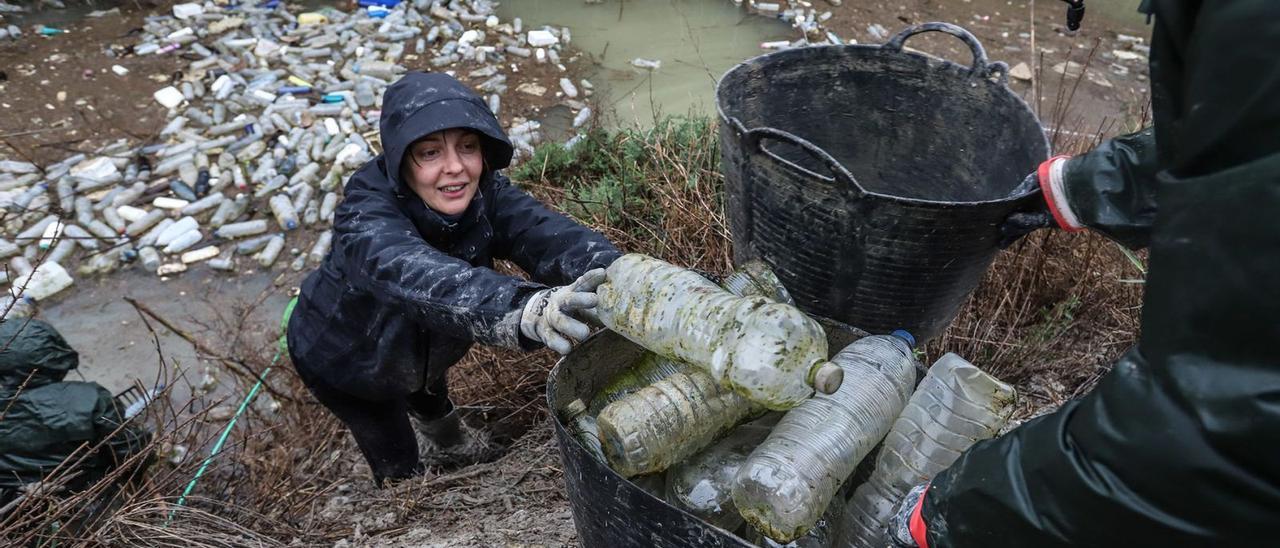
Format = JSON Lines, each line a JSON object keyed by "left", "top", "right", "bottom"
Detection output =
{"left": 289, "top": 350, "right": 452, "bottom": 486}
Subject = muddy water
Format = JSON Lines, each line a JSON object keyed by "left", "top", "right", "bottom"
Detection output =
{"left": 499, "top": 0, "right": 790, "bottom": 128}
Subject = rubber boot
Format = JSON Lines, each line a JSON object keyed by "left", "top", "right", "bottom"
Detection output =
{"left": 410, "top": 400, "right": 500, "bottom": 468}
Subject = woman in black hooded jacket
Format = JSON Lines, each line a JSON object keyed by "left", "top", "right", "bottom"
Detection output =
{"left": 286, "top": 72, "right": 620, "bottom": 486}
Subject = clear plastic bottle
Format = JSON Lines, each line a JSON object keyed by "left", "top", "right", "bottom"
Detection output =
{"left": 731, "top": 334, "right": 918, "bottom": 543}
{"left": 561, "top": 398, "right": 606, "bottom": 462}
{"left": 588, "top": 259, "right": 790, "bottom": 415}
{"left": 163, "top": 229, "right": 203, "bottom": 254}
{"left": 838, "top": 353, "right": 1016, "bottom": 547}
{"left": 308, "top": 231, "right": 332, "bottom": 264}
{"left": 257, "top": 234, "right": 286, "bottom": 267}
{"left": 587, "top": 352, "right": 691, "bottom": 416}
{"left": 124, "top": 209, "right": 166, "bottom": 237}
{"left": 590, "top": 259, "right": 798, "bottom": 474}
{"left": 156, "top": 216, "right": 199, "bottom": 247}
{"left": 210, "top": 193, "right": 250, "bottom": 228}
{"left": 596, "top": 254, "right": 842, "bottom": 410}
{"left": 215, "top": 219, "right": 269, "bottom": 239}
{"left": 745, "top": 493, "right": 845, "bottom": 548}
{"left": 719, "top": 259, "right": 795, "bottom": 306}
{"left": 664, "top": 421, "right": 773, "bottom": 532}
{"left": 268, "top": 194, "right": 300, "bottom": 231}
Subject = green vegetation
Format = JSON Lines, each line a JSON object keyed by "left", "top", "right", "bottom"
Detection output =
{"left": 513, "top": 116, "right": 723, "bottom": 248}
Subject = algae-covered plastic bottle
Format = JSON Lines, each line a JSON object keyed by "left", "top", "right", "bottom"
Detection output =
{"left": 593, "top": 260, "right": 795, "bottom": 476}
{"left": 837, "top": 353, "right": 1016, "bottom": 547}
{"left": 744, "top": 492, "right": 846, "bottom": 548}
{"left": 596, "top": 254, "right": 842, "bottom": 410}
{"left": 664, "top": 418, "right": 775, "bottom": 532}
{"left": 731, "top": 334, "right": 918, "bottom": 543}
{"left": 597, "top": 370, "right": 755, "bottom": 478}
{"left": 588, "top": 259, "right": 791, "bottom": 415}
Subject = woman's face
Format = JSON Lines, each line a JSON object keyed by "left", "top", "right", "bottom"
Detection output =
{"left": 403, "top": 128, "right": 484, "bottom": 216}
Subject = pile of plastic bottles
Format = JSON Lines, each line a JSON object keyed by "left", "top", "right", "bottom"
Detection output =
{"left": 0, "top": 0, "right": 593, "bottom": 307}
{"left": 565, "top": 256, "right": 1019, "bottom": 546}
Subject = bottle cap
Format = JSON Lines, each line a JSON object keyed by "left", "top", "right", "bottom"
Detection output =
{"left": 812, "top": 362, "right": 844, "bottom": 395}
{"left": 890, "top": 329, "right": 916, "bottom": 348}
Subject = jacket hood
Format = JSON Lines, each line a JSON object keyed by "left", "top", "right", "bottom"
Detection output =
{"left": 379, "top": 72, "right": 514, "bottom": 190}
{"left": 0, "top": 319, "right": 78, "bottom": 389}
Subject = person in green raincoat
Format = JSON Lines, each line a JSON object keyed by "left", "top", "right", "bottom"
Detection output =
{"left": 885, "top": 1, "right": 1280, "bottom": 545}
{"left": 0, "top": 319, "right": 152, "bottom": 506}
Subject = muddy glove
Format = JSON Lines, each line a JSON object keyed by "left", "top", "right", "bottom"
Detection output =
{"left": 998, "top": 155, "right": 1084, "bottom": 247}
{"left": 886, "top": 483, "right": 931, "bottom": 548}
{"left": 520, "top": 268, "right": 607, "bottom": 355}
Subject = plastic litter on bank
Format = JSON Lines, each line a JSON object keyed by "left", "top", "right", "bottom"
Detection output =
{"left": 0, "top": 0, "right": 596, "bottom": 303}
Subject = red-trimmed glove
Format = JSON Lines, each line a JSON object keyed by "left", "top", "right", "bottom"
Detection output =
{"left": 887, "top": 483, "right": 932, "bottom": 548}
{"left": 998, "top": 155, "right": 1084, "bottom": 247}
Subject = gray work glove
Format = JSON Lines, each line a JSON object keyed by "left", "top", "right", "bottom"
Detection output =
{"left": 520, "top": 268, "right": 606, "bottom": 355}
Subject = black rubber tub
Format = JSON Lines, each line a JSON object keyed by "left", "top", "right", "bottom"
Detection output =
{"left": 716, "top": 22, "right": 1050, "bottom": 342}
{"left": 548, "top": 319, "right": 868, "bottom": 547}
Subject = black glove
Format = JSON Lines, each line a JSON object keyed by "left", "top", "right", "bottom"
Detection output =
{"left": 998, "top": 173, "right": 1057, "bottom": 248}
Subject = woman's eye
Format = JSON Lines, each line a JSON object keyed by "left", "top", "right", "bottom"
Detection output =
{"left": 418, "top": 148, "right": 440, "bottom": 160}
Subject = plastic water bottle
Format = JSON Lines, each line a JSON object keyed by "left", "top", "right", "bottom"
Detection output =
{"left": 156, "top": 216, "right": 199, "bottom": 247}
{"left": 664, "top": 420, "right": 774, "bottom": 532}
{"left": 268, "top": 194, "right": 300, "bottom": 231}
{"left": 125, "top": 209, "right": 166, "bottom": 237}
{"left": 597, "top": 370, "right": 757, "bottom": 478}
{"left": 308, "top": 231, "right": 333, "bottom": 264}
{"left": 596, "top": 254, "right": 842, "bottom": 410}
{"left": 163, "top": 229, "right": 204, "bottom": 254}
{"left": 746, "top": 495, "right": 846, "bottom": 548}
{"left": 590, "top": 260, "right": 795, "bottom": 475}
{"left": 838, "top": 353, "right": 1016, "bottom": 547}
{"left": 258, "top": 234, "right": 286, "bottom": 267}
{"left": 561, "top": 398, "right": 606, "bottom": 462}
{"left": 215, "top": 219, "right": 269, "bottom": 239}
{"left": 731, "top": 334, "right": 918, "bottom": 543}
{"left": 139, "top": 246, "right": 161, "bottom": 272}
{"left": 587, "top": 259, "right": 791, "bottom": 414}
{"left": 719, "top": 259, "right": 795, "bottom": 306}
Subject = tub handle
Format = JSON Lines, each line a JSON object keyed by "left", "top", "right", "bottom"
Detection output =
{"left": 737, "top": 122, "right": 864, "bottom": 196}
{"left": 883, "top": 22, "right": 1010, "bottom": 86}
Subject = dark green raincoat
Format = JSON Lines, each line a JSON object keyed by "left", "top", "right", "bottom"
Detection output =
{"left": 920, "top": 0, "right": 1280, "bottom": 545}
{"left": 0, "top": 319, "right": 151, "bottom": 494}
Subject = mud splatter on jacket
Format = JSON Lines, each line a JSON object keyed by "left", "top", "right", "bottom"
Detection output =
{"left": 287, "top": 73, "right": 620, "bottom": 401}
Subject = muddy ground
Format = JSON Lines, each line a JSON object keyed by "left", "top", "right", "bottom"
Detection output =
{"left": 0, "top": 1, "right": 1153, "bottom": 546}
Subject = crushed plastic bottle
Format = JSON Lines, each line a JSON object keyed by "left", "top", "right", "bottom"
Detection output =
{"left": 10, "top": 262, "right": 74, "bottom": 301}
{"left": 596, "top": 254, "right": 842, "bottom": 410}
{"left": 838, "top": 353, "right": 1016, "bottom": 547}
{"left": 732, "top": 334, "right": 918, "bottom": 543}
